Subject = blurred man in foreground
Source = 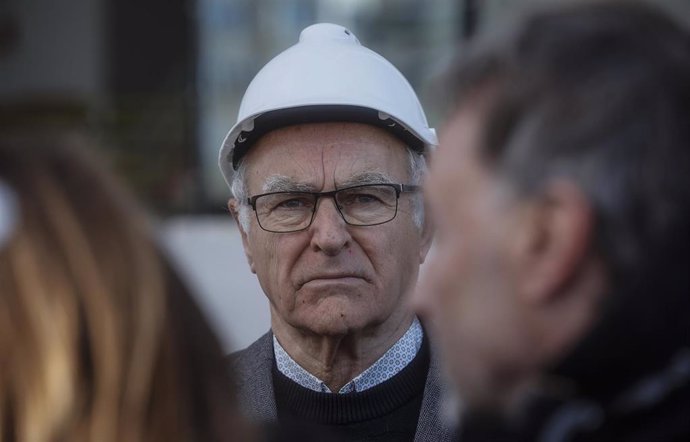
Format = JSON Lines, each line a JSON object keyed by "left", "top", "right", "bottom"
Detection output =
{"left": 219, "top": 23, "right": 452, "bottom": 441}
{"left": 415, "top": 1, "right": 690, "bottom": 441}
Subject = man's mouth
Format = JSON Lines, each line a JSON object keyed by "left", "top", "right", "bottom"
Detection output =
{"left": 297, "top": 272, "right": 369, "bottom": 289}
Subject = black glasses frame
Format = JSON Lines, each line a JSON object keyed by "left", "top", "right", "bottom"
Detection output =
{"left": 247, "top": 183, "right": 419, "bottom": 233}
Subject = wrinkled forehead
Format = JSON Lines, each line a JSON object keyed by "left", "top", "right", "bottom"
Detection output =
{"left": 241, "top": 122, "right": 410, "bottom": 193}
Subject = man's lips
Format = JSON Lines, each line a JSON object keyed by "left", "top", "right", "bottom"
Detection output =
{"left": 296, "top": 272, "right": 370, "bottom": 289}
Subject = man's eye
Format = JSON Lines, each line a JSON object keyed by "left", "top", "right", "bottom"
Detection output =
{"left": 341, "top": 192, "right": 383, "bottom": 205}
{"left": 354, "top": 193, "right": 381, "bottom": 204}
{"left": 275, "top": 197, "right": 312, "bottom": 210}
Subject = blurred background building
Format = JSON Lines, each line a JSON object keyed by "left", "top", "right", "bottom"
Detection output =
{"left": 2, "top": 0, "right": 688, "bottom": 350}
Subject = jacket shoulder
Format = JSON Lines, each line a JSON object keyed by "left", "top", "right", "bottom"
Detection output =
{"left": 228, "top": 331, "right": 274, "bottom": 382}
{"left": 227, "top": 331, "right": 278, "bottom": 421}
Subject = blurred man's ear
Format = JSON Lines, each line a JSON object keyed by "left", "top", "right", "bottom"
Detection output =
{"left": 227, "top": 198, "right": 256, "bottom": 274}
{"left": 508, "top": 179, "right": 608, "bottom": 363}
{"left": 511, "top": 180, "right": 596, "bottom": 304}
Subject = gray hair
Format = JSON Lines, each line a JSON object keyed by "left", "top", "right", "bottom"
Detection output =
{"left": 230, "top": 160, "right": 252, "bottom": 232}
{"left": 230, "top": 145, "right": 427, "bottom": 233}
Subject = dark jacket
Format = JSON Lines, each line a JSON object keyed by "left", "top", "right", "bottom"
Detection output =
{"left": 461, "top": 353, "right": 690, "bottom": 441}
{"left": 459, "top": 308, "right": 690, "bottom": 442}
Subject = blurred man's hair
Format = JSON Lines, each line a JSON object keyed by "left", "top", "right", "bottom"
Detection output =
{"left": 0, "top": 133, "right": 249, "bottom": 441}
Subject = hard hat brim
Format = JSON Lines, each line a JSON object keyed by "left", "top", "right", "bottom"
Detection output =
{"left": 219, "top": 105, "right": 437, "bottom": 189}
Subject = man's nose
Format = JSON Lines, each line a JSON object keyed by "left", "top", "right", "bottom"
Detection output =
{"left": 309, "top": 196, "right": 351, "bottom": 255}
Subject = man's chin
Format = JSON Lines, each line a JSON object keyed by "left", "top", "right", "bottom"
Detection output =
{"left": 291, "top": 308, "right": 376, "bottom": 337}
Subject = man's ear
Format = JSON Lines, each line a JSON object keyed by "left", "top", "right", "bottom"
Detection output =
{"left": 510, "top": 180, "right": 595, "bottom": 305}
{"left": 418, "top": 198, "right": 435, "bottom": 264}
{"left": 228, "top": 198, "right": 256, "bottom": 274}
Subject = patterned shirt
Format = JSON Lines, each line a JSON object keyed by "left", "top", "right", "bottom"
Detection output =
{"left": 273, "top": 317, "right": 423, "bottom": 393}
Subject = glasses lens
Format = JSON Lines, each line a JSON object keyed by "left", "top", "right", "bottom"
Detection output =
{"left": 255, "top": 192, "right": 316, "bottom": 232}
{"left": 336, "top": 185, "right": 398, "bottom": 226}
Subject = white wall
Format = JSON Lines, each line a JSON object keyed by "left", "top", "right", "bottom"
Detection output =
{"left": 161, "top": 216, "right": 270, "bottom": 352}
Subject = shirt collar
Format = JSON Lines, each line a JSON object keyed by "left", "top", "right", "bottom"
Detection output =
{"left": 273, "top": 317, "right": 423, "bottom": 394}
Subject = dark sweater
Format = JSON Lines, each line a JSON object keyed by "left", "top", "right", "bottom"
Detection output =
{"left": 272, "top": 334, "right": 431, "bottom": 442}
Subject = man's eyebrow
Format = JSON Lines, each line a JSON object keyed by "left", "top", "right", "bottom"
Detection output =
{"left": 260, "top": 171, "right": 396, "bottom": 193}
{"left": 339, "top": 171, "right": 396, "bottom": 188}
{"left": 261, "top": 175, "right": 317, "bottom": 193}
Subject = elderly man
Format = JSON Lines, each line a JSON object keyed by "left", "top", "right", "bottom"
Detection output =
{"left": 218, "top": 24, "right": 452, "bottom": 441}
{"left": 415, "top": 1, "right": 690, "bottom": 441}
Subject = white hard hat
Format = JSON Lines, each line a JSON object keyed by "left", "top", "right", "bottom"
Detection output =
{"left": 218, "top": 23, "right": 437, "bottom": 184}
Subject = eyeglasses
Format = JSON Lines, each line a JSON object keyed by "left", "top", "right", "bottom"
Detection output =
{"left": 247, "top": 183, "right": 419, "bottom": 233}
